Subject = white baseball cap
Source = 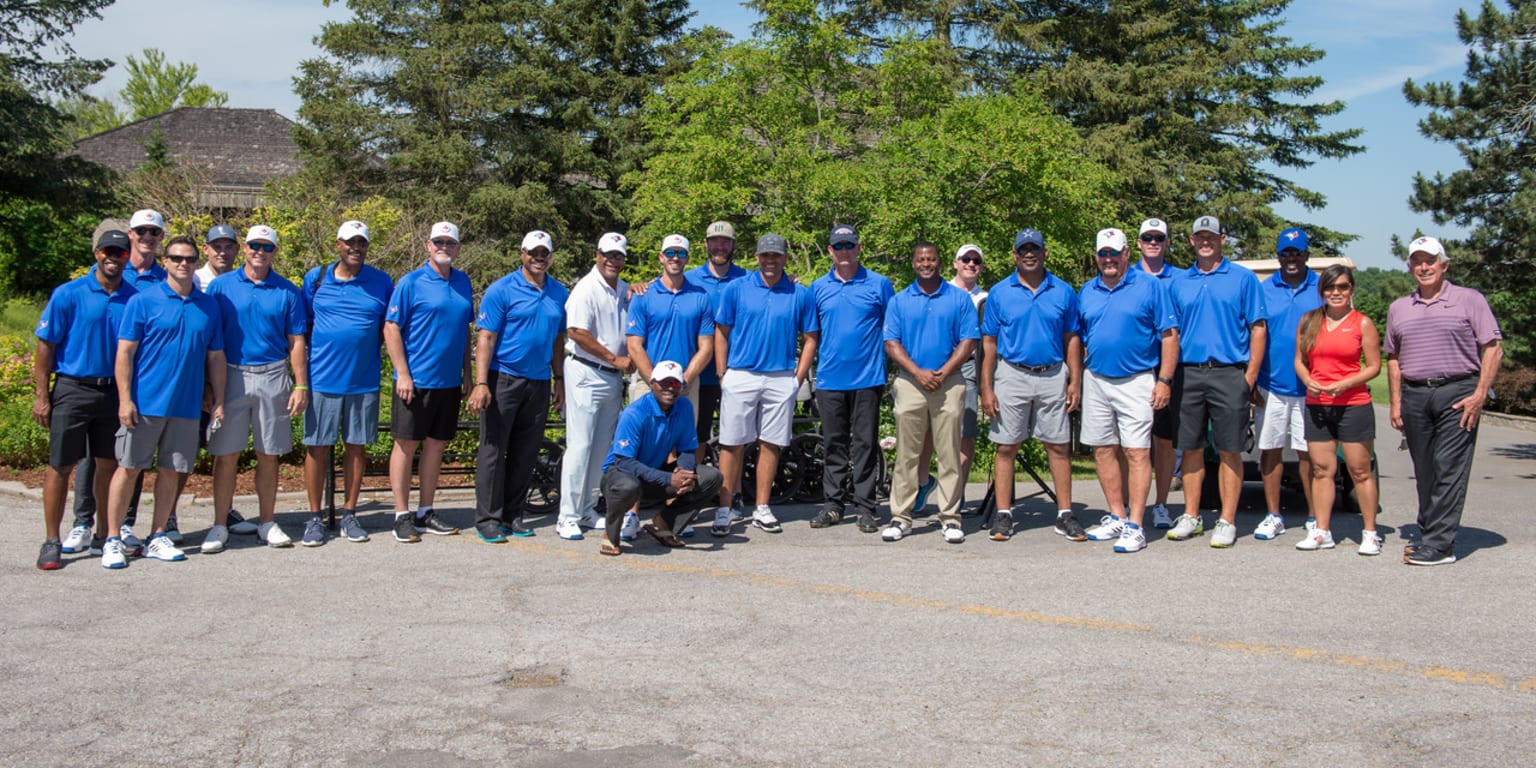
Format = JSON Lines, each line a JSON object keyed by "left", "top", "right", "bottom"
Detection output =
{"left": 661, "top": 234, "right": 690, "bottom": 252}
{"left": 430, "top": 221, "right": 460, "bottom": 242}
{"left": 245, "top": 225, "right": 278, "bottom": 245}
{"left": 651, "top": 360, "right": 685, "bottom": 383}
{"left": 955, "top": 243, "right": 983, "bottom": 260}
{"left": 1095, "top": 228, "right": 1128, "bottom": 253}
{"left": 129, "top": 209, "right": 165, "bottom": 230}
{"left": 1192, "top": 215, "right": 1221, "bottom": 235}
{"left": 522, "top": 230, "right": 554, "bottom": 252}
{"left": 1408, "top": 235, "right": 1446, "bottom": 259}
{"left": 336, "top": 220, "right": 369, "bottom": 242}
{"left": 1139, "top": 218, "right": 1168, "bottom": 236}
{"left": 597, "top": 232, "right": 627, "bottom": 254}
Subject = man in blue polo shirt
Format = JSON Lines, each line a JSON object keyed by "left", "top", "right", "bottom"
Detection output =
{"left": 627, "top": 234, "right": 714, "bottom": 446}
{"left": 1165, "top": 215, "right": 1268, "bottom": 548}
{"left": 685, "top": 221, "right": 747, "bottom": 452}
{"left": 1252, "top": 227, "right": 1322, "bottom": 541}
{"left": 103, "top": 236, "right": 226, "bottom": 568}
{"left": 809, "top": 225, "right": 894, "bottom": 532}
{"left": 1077, "top": 228, "right": 1180, "bottom": 554}
{"left": 32, "top": 230, "right": 138, "bottom": 570}
{"left": 123, "top": 209, "right": 168, "bottom": 290}
{"left": 469, "top": 230, "right": 569, "bottom": 542}
{"left": 204, "top": 225, "right": 310, "bottom": 553}
{"left": 711, "top": 233, "right": 819, "bottom": 537}
{"left": 384, "top": 221, "right": 474, "bottom": 543}
{"left": 299, "top": 220, "right": 394, "bottom": 546}
{"left": 1132, "top": 217, "right": 1182, "bottom": 529}
{"left": 979, "top": 228, "right": 1084, "bottom": 543}
{"left": 597, "top": 361, "right": 723, "bottom": 555}
{"left": 882, "top": 241, "right": 978, "bottom": 544}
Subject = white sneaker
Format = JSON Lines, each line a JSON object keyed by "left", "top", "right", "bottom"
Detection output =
{"left": 1113, "top": 523, "right": 1146, "bottom": 553}
{"left": 1358, "top": 529, "right": 1383, "bottom": 556}
{"left": 1151, "top": 503, "right": 1174, "bottom": 529}
{"left": 942, "top": 524, "right": 965, "bottom": 544}
{"left": 1086, "top": 515, "right": 1125, "bottom": 541}
{"left": 145, "top": 534, "right": 186, "bottom": 562}
{"left": 1210, "top": 519, "right": 1237, "bottom": 548}
{"left": 752, "top": 506, "right": 783, "bottom": 533}
{"left": 1296, "top": 529, "right": 1335, "bottom": 551}
{"left": 881, "top": 522, "right": 911, "bottom": 542}
{"left": 620, "top": 512, "right": 639, "bottom": 542}
{"left": 1166, "top": 514, "right": 1203, "bottom": 541}
{"left": 61, "top": 524, "right": 92, "bottom": 554}
{"left": 100, "top": 537, "right": 127, "bottom": 569}
{"left": 119, "top": 525, "right": 143, "bottom": 555}
{"left": 201, "top": 525, "right": 229, "bottom": 554}
{"left": 578, "top": 512, "right": 605, "bottom": 530}
{"left": 257, "top": 521, "right": 292, "bottom": 548}
{"left": 556, "top": 520, "right": 585, "bottom": 540}
{"left": 1254, "top": 513, "right": 1286, "bottom": 540}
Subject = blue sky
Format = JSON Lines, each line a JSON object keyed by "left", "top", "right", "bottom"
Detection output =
{"left": 65, "top": 0, "right": 1482, "bottom": 270}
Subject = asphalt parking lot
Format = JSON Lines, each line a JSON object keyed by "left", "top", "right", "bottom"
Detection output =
{"left": 3, "top": 405, "right": 1533, "bottom": 767}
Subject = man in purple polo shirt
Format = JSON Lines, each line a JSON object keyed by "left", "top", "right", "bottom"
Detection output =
{"left": 882, "top": 241, "right": 978, "bottom": 543}
{"left": 1386, "top": 236, "right": 1503, "bottom": 566}
{"left": 685, "top": 221, "right": 747, "bottom": 453}
{"left": 32, "top": 230, "right": 137, "bottom": 570}
{"left": 1132, "top": 217, "right": 1182, "bottom": 529}
{"left": 104, "top": 236, "right": 226, "bottom": 568}
{"left": 980, "top": 228, "right": 1084, "bottom": 543}
{"left": 809, "top": 225, "right": 894, "bottom": 532}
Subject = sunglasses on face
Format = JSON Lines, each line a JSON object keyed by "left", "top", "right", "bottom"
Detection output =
{"left": 831, "top": 242, "right": 858, "bottom": 251}
{"left": 246, "top": 242, "right": 276, "bottom": 253}
{"left": 1323, "top": 283, "right": 1353, "bottom": 293}
{"left": 958, "top": 255, "right": 982, "bottom": 265}
{"left": 1139, "top": 234, "right": 1166, "bottom": 243}
{"left": 165, "top": 254, "right": 198, "bottom": 264}
{"left": 1097, "top": 249, "right": 1125, "bottom": 259}
{"left": 654, "top": 379, "right": 684, "bottom": 390}
{"left": 101, "top": 247, "right": 128, "bottom": 258}
{"left": 661, "top": 249, "right": 690, "bottom": 260}
{"left": 1016, "top": 244, "right": 1042, "bottom": 254}
{"left": 526, "top": 249, "right": 550, "bottom": 259}
{"left": 1278, "top": 249, "right": 1306, "bottom": 258}
{"left": 133, "top": 227, "right": 163, "bottom": 237}
{"left": 430, "top": 239, "right": 458, "bottom": 248}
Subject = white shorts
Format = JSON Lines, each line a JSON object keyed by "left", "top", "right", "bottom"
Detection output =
{"left": 718, "top": 369, "right": 797, "bottom": 447}
{"left": 1254, "top": 388, "right": 1307, "bottom": 452}
{"left": 1080, "top": 369, "right": 1154, "bottom": 449}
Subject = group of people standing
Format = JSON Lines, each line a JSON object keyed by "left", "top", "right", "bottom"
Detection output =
{"left": 31, "top": 210, "right": 1501, "bottom": 570}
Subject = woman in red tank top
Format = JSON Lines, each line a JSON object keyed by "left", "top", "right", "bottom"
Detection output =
{"left": 1293, "top": 265, "right": 1382, "bottom": 554}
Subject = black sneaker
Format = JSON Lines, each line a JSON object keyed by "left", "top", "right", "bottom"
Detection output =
{"left": 1405, "top": 546, "right": 1456, "bottom": 566}
{"left": 37, "top": 539, "right": 62, "bottom": 571}
{"left": 415, "top": 509, "right": 460, "bottom": 536}
{"left": 990, "top": 511, "right": 1013, "bottom": 541}
{"left": 809, "top": 508, "right": 842, "bottom": 529}
{"left": 1055, "top": 511, "right": 1087, "bottom": 541}
{"left": 503, "top": 517, "right": 535, "bottom": 537}
{"left": 392, "top": 514, "right": 421, "bottom": 543}
{"left": 89, "top": 535, "right": 106, "bottom": 556}
{"left": 164, "top": 514, "right": 183, "bottom": 544}
{"left": 856, "top": 511, "right": 879, "bottom": 533}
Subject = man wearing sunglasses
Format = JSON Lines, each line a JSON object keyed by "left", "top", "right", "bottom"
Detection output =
{"left": 626, "top": 234, "right": 713, "bottom": 439}
{"left": 980, "top": 228, "right": 1084, "bottom": 542}
{"left": 597, "top": 361, "right": 722, "bottom": 556}
{"left": 299, "top": 220, "right": 394, "bottom": 546}
{"left": 123, "top": 209, "right": 168, "bottom": 290}
{"left": 555, "top": 232, "right": 634, "bottom": 541}
{"left": 685, "top": 221, "right": 747, "bottom": 460}
{"left": 384, "top": 222, "right": 474, "bottom": 543}
{"left": 32, "top": 231, "right": 139, "bottom": 570}
{"left": 203, "top": 225, "right": 310, "bottom": 553}
{"left": 1133, "top": 218, "right": 1182, "bottom": 529}
{"left": 809, "top": 225, "right": 894, "bottom": 532}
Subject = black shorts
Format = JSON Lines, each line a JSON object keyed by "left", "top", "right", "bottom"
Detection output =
{"left": 1151, "top": 366, "right": 1183, "bottom": 441}
{"left": 48, "top": 376, "right": 119, "bottom": 469}
{"left": 392, "top": 387, "right": 463, "bottom": 442}
{"left": 695, "top": 382, "right": 722, "bottom": 449}
{"left": 1305, "top": 403, "right": 1375, "bottom": 443}
{"left": 1176, "top": 364, "right": 1249, "bottom": 453}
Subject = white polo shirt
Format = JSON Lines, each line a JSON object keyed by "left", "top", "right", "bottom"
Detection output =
{"left": 564, "top": 266, "right": 629, "bottom": 365}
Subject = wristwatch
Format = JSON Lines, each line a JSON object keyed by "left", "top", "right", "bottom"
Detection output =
{"left": 1156, "top": 376, "right": 1173, "bottom": 385}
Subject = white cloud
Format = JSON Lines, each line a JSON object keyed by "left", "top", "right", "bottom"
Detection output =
{"left": 1314, "top": 44, "right": 1468, "bottom": 104}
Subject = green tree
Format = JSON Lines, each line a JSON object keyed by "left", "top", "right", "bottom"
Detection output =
{"left": 1404, "top": 0, "right": 1536, "bottom": 366}
{"left": 59, "top": 47, "right": 230, "bottom": 139}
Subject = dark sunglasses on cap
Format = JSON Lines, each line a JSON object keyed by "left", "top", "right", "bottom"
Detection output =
{"left": 1139, "top": 233, "right": 1166, "bottom": 243}
{"left": 133, "top": 227, "right": 163, "bottom": 237}
{"left": 246, "top": 242, "right": 277, "bottom": 253}
{"left": 831, "top": 242, "right": 858, "bottom": 251}
{"left": 958, "top": 255, "right": 982, "bottom": 265}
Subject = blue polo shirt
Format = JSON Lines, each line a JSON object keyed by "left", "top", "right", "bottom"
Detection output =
{"left": 303, "top": 263, "right": 393, "bottom": 395}
{"left": 715, "top": 271, "right": 819, "bottom": 373}
{"left": 206, "top": 267, "right": 307, "bottom": 367}
{"left": 1169, "top": 259, "right": 1268, "bottom": 365}
{"left": 602, "top": 393, "right": 699, "bottom": 484}
{"left": 386, "top": 262, "right": 473, "bottom": 390}
{"left": 118, "top": 282, "right": 223, "bottom": 419}
{"left": 36, "top": 267, "right": 138, "bottom": 379}
{"left": 685, "top": 263, "right": 748, "bottom": 385}
{"left": 1132, "top": 259, "right": 1181, "bottom": 283}
{"left": 810, "top": 266, "right": 895, "bottom": 390}
{"left": 1258, "top": 269, "right": 1322, "bottom": 396}
{"left": 883, "top": 280, "right": 980, "bottom": 371}
{"left": 477, "top": 269, "right": 569, "bottom": 380}
{"left": 1078, "top": 269, "right": 1179, "bottom": 377}
{"left": 627, "top": 277, "right": 714, "bottom": 371}
{"left": 123, "top": 262, "right": 167, "bottom": 291}
{"left": 980, "top": 271, "right": 1081, "bottom": 366}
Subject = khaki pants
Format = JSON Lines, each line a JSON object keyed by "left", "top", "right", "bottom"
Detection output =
{"left": 890, "top": 372, "right": 966, "bottom": 526}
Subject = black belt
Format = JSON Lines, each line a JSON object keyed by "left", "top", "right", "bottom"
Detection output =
{"left": 57, "top": 373, "right": 115, "bottom": 387}
{"left": 1005, "top": 360, "right": 1060, "bottom": 373}
{"left": 1404, "top": 373, "right": 1476, "bottom": 388}
{"left": 1180, "top": 360, "right": 1245, "bottom": 369}
{"left": 569, "top": 355, "right": 621, "bottom": 375}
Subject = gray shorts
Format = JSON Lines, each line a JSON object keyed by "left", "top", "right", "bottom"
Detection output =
{"left": 988, "top": 361, "right": 1070, "bottom": 445}
{"left": 116, "top": 415, "right": 200, "bottom": 472}
{"left": 304, "top": 390, "right": 381, "bottom": 446}
{"left": 961, "top": 357, "right": 980, "bottom": 440}
{"left": 209, "top": 362, "right": 293, "bottom": 456}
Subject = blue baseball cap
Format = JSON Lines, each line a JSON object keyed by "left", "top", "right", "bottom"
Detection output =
{"left": 1276, "top": 227, "right": 1309, "bottom": 253}
{"left": 1013, "top": 229, "right": 1045, "bottom": 251}
{"left": 205, "top": 224, "right": 237, "bottom": 243}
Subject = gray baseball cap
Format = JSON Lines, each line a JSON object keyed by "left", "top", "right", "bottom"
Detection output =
{"left": 206, "top": 224, "right": 237, "bottom": 243}
{"left": 756, "top": 233, "right": 788, "bottom": 255}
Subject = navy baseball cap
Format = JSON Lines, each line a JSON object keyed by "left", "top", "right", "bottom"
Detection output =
{"left": 96, "top": 230, "right": 130, "bottom": 251}
{"left": 829, "top": 225, "right": 859, "bottom": 246}
{"left": 206, "top": 224, "right": 237, "bottom": 243}
{"left": 756, "top": 233, "right": 788, "bottom": 255}
{"left": 1013, "top": 229, "right": 1045, "bottom": 250}
{"left": 1276, "top": 227, "right": 1309, "bottom": 252}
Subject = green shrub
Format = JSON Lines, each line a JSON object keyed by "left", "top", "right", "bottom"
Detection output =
{"left": 0, "top": 333, "right": 50, "bottom": 466}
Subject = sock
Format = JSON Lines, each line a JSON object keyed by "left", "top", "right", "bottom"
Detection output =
{"left": 1125, "top": 521, "right": 1141, "bottom": 530}
{"left": 395, "top": 510, "right": 412, "bottom": 519}
{"left": 414, "top": 506, "right": 432, "bottom": 521}
{"left": 1057, "top": 509, "right": 1072, "bottom": 518}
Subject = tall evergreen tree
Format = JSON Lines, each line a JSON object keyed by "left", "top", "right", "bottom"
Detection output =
{"left": 1404, "top": 0, "right": 1536, "bottom": 365}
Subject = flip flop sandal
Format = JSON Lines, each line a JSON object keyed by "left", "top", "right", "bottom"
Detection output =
{"left": 599, "top": 541, "right": 621, "bottom": 557}
{"left": 642, "top": 523, "right": 685, "bottom": 548}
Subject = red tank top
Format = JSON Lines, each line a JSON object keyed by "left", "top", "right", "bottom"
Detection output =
{"left": 1307, "top": 310, "right": 1372, "bottom": 406}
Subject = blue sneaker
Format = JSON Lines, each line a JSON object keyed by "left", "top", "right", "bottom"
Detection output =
{"left": 339, "top": 514, "right": 370, "bottom": 542}
{"left": 912, "top": 475, "right": 937, "bottom": 513}
{"left": 301, "top": 515, "right": 327, "bottom": 547}
{"left": 477, "top": 528, "right": 508, "bottom": 544}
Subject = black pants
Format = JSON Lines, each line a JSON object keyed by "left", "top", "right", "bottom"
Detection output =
{"left": 73, "top": 456, "right": 142, "bottom": 528}
{"left": 695, "top": 382, "right": 722, "bottom": 457}
{"left": 475, "top": 373, "right": 550, "bottom": 536}
{"left": 816, "top": 386, "right": 883, "bottom": 516}
{"left": 601, "top": 464, "right": 723, "bottom": 546}
{"left": 1401, "top": 377, "right": 1480, "bottom": 554}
